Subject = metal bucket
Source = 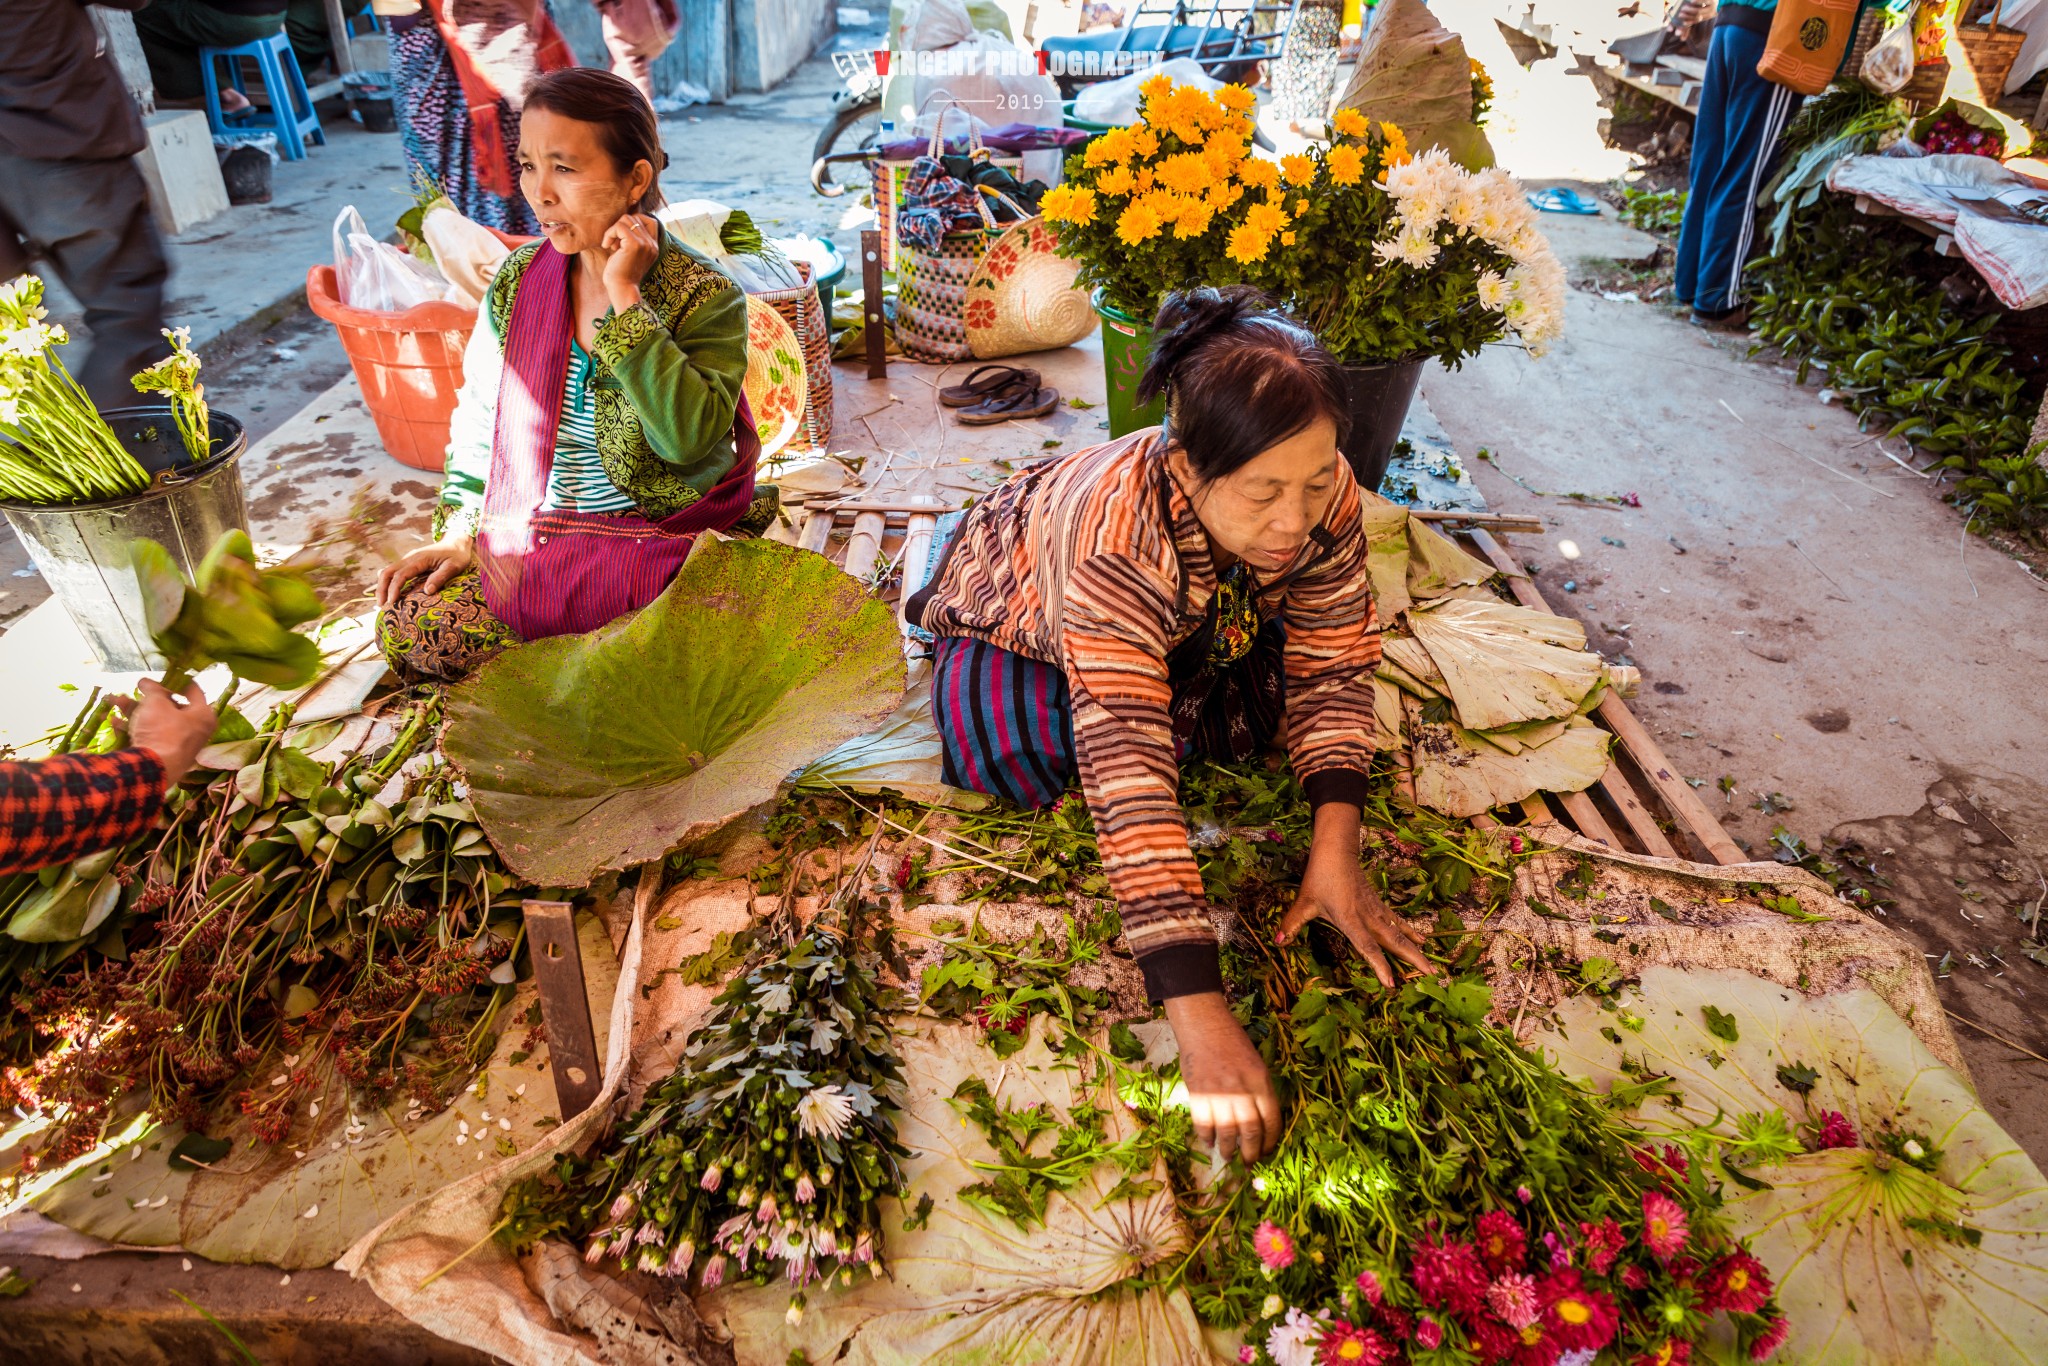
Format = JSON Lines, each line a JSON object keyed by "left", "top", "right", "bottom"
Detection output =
{"left": 0, "top": 406, "right": 249, "bottom": 671}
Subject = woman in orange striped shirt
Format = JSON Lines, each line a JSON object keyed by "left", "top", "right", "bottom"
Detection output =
{"left": 908, "top": 288, "right": 1435, "bottom": 1162}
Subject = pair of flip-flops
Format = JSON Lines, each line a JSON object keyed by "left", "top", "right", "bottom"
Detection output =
{"left": 940, "top": 364, "right": 1060, "bottom": 425}
{"left": 1527, "top": 187, "right": 1603, "bottom": 215}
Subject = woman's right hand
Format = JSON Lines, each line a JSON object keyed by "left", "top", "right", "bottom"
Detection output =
{"left": 377, "top": 534, "right": 474, "bottom": 609}
{"left": 1164, "top": 990, "right": 1281, "bottom": 1165}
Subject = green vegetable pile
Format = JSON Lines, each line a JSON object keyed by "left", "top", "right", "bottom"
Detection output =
{"left": 1746, "top": 90, "right": 2048, "bottom": 539}
{"left": 0, "top": 697, "right": 527, "bottom": 1171}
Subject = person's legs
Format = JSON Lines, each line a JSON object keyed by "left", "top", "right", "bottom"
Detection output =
{"left": 1674, "top": 23, "right": 1738, "bottom": 310}
{"left": 597, "top": 0, "right": 679, "bottom": 102}
{"left": 929, "top": 636, "right": 1077, "bottom": 809}
{"left": 134, "top": 0, "right": 289, "bottom": 102}
{"left": 0, "top": 153, "right": 170, "bottom": 412}
{"left": 1686, "top": 25, "right": 1798, "bottom": 315}
{"left": 377, "top": 569, "right": 521, "bottom": 685}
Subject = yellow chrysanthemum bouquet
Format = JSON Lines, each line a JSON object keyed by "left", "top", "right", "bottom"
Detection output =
{"left": 1040, "top": 75, "right": 1270, "bottom": 321}
{"left": 1246, "top": 107, "right": 1567, "bottom": 366}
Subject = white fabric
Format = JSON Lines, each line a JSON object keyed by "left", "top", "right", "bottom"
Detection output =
{"left": 1999, "top": 0, "right": 2048, "bottom": 91}
{"left": 1071, "top": 56, "right": 1222, "bottom": 124}
{"left": 1827, "top": 152, "right": 2048, "bottom": 309}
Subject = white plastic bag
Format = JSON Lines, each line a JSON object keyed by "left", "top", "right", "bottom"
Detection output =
{"left": 332, "top": 206, "right": 452, "bottom": 312}
{"left": 1072, "top": 55, "right": 1222, "bottom": 124}
{"left": 881, "top": 0, "right": 1063, "bottom": 183}
{"left": 653, "top": 199, "right": 808, "bottom": 293}
{"left": 420, "top": 205, "right": 514, "bottom": 310}
{"left": 1861, "top": 16, "right": 1917, "bottom": 94}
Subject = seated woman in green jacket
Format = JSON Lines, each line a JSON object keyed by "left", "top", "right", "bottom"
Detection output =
{"left": 377, "top": 68, "right": 760, "bottom": 684}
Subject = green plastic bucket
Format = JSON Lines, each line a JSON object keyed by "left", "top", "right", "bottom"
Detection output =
{"left": 1093, "top": 290, "right": 1165, "bottom": 438}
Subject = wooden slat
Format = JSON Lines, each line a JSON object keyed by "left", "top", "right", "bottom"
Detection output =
{"left": 861, "top": 230, "right": 886, "bottom": 380}
{"left": 1557, "top": 790, "right": 1620, "bottom": 847}
{"left": 797, "top": 510, "right": 834, "bottom": 554}
{"left": 843, "top": 510, "right": 887, "bottom": 581}
{"left": 1596, "top": 766, "right": 1679, "bottom": 858}
{"left": 1596, "top": 695, "right": 1747, "bottom": 864}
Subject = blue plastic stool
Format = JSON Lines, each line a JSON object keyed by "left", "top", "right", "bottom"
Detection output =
{"left": 200, "top": 31, "right": 324, "bottom": 161}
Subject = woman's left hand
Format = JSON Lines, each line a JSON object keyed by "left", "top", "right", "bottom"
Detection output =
{"left": 1275, "top": 808, "right": 1438, "bottom": 988}
{"left": 601, "top": 212, "right": 661, "bottom": 313}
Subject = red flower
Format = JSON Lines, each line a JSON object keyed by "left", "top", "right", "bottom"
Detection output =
{"left": 1632, "top": 1144, "right": 1689, "bottom": 1181}
{"left": 1640, "top": 1190, "right": 1690, "bottom": 1262}
{"left": 1539, "top": 1268, "right": 1621, "bottom": 1352}
{"left": 985, "top": 246, "right": 1018, "bottom": 279}
{"left": 1748, "top": 1315, "right": 1791, "bottom": 1361}
{"left": 1410, "top": 1234, "right": 1490, "bottom": 1317}
{"left": 1374, "top": 1305, "right": 1413, "bottom": 1341}
{"left": 1468, "top": 1316, "right": 1522, "bottom": 1366}
{"left": 1355, "top": 1269, "right": 1384, "bottom": 1306}
{"left": 1252, "top": 1220, "right": 1296, "bottom": 1271}
{"left": 1814, "top": 1110, "right": 1858, "bottom": 1150}
{"left": 1317, "top": 1321, "right": 1395, "bottom": 1366}
{"left": 965, "top": 299, "right": 998, "bottom": 328}
{"left": 1413, "top": 1316, "right": 1442, "bottom": 1350}
{"left": 1632, "top": 1339, "right": 1693, "bottom": 1366}
{"left": 1697, "top": 1250, "right": 1773, "bottom": 1314}
{"left": 1621, "top": 1263, "right": 1649, "bottom": 1291}
{"left": 1579, "top": 1217, "right": 1627, "bottom": 1276}
{"left": 1476, "top": 1209, "right": 1528, "bottom": 1275}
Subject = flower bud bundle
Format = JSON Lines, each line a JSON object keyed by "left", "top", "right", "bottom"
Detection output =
{"left": 560, "top": 923, "right": 909, "bottom": 1319}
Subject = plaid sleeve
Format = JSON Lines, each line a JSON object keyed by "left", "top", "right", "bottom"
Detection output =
{"left": 0, "top": 750, "right": 166, "bottom": 876}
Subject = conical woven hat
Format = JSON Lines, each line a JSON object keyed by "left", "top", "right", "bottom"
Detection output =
{"left": 964, "top": 218, "right": 1094, "bottom": 360}
{"left": 743, "top": 295, "right": 806, "bottom": 459}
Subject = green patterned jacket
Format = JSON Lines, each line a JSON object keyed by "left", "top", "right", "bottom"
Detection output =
{"left": 439, "top": 230, "right": 749, "bottom": 523}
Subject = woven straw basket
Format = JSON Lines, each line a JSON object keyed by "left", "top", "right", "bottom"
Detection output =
{"left": 749, "top": 260, "right": 834, "bottom": 453}
{"left": 963, "top": 219, "right": 1095, "bottom": 360}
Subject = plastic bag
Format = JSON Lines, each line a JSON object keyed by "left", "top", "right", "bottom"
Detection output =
{"left": 420, "top": 205, "right": 514, "bottom": 310}
{"left": 1862, "top": 14, "right": 1917, "bottom": 93}
{"left": 331, "top": 206, "right": 451, "bottom": 312}
{"left": 881, "top": 0, "right": 1062, "bottom": 183}
{"left": 1072, "top": 55, "right": 1221, "bottom": 124}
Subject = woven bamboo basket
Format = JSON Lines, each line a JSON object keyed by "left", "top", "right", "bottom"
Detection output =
{"left": 752, "top": 261, "right": 834, "bottom": 453}
{"left": 1955, "top": 0, "right": 2027, "bottom": 97}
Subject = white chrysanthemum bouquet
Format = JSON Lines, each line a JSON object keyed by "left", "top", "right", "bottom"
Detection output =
{"left": 0, "top": 274, "right": 152, "bottom": 503}
{"left": 1245, "top": 113, "right": 1567, "bottom": 366}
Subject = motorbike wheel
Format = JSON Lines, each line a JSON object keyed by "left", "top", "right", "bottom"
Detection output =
{"left": 811, "top": 95, "right": 884, "bottom": 197}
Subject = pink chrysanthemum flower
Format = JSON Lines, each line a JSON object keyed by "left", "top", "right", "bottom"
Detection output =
{"left": 1238, "top": 1348, "right": 1257, "bottom": 1365}
{"left": 1253, "top": 1221, "right": 1298, "bottom": 1271}
{"left": 1815, "top": 1110, "right": 1858, "bottom": 1150}
{"left": 1579, "top": 1218, "right": 1627, "bottom": 1276}
{"left": 1641, "top": 1190, "right": 1690, "bottom": 1261}
{"left": 1354, "top": 1270, "right": 1383, "bottom": 1307}
{"left": 1748, "top": 1315, "right": 1791, "bottom": 1361}
{"left": 1409, "top": 1235, "right": 1490, "bottom": 1317}
{"left": 1476, "top": 1209, "right": 1527, "bottom": 1275}
{"left": 1316, "top": 1322, "right": 1394, "bottom": 1366}
{"left": 1539, "top": 1268, "right": 1621, "bottom": 1353}
{"left": 1486, "top": 1273, "right": 1542, "bottom": 1330}
{"left": 1414, "top": 1317, "right": 1443, "bottom": 1350}
{"left": 1698, "top": 1250, "right": 1773, "bottom": 1314}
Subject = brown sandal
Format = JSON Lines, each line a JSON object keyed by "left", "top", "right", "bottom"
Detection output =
{"left": 940, "top": 364, "right": 1039, "bottom": 408}
{"left": 956, "top": 375, "right": 1060, "bottom": 425}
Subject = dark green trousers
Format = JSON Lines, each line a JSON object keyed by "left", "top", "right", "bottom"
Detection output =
{"left": 133, "top": 0, "right": 288, "bottom": 101}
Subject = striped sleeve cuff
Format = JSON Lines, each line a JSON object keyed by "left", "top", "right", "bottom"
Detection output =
{"left": 1302, "top": 766, "right": 1373, "bottom": 810}
{"left": 1136, "top": 940, "right": 1223, "bottom": 1003}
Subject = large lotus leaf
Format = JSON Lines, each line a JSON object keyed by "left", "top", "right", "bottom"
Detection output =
{"left": 27, "top": 912, "right": 618, "bottom": 1269}
{"left": 1380, "top": 635, "right": 1446, "bottom": 693}
{"left": 1540, "top": 967, "right": 2048, "bottom": 1366}
{"left": 445, "top": 536, "right": 904, "bottom": 886}
{"left": 1406, "top": 597, "right": 1602, "bottom": 731}
{"left": 1404, "top": 518, "right": 1494, "bottom": 602}
{"left": 1359, "top": 495, "right": 1416, "bottom": 621}
{"left": 1409, "top": 700, "right": 1611, "bottom": 817}
{"left": 1332, "top": 0, "right": 1496, "bottom": 170}
{"left": 699, "top": 1018, "right": 1209, "bottom": 1365}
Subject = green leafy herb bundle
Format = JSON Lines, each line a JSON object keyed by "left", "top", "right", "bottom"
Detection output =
{"left": 0, "top": 698, "right": 526, "bottom": 1168}
{"left": 531, "top": 921, "right": 910, "bottom": 1324}
{"left": 1198, "top": 949, "right": 1790, "bottom": 1366}
{"left": 131, "top": 530, "right": 324, "bottom": 691}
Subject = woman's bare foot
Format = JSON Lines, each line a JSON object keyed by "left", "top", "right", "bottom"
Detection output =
{"left": 222, "top": 88, "right": 252, "bottom": 116}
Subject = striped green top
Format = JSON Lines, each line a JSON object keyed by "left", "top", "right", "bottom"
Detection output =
{"left": 548, "top": 342, "right": 634, "bottom": 513}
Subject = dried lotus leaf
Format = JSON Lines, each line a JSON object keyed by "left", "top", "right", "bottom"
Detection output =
{"left": 1405, "top": 518, "right": 1495, "bottom": 601}
{"left": 1410, "top": 704, "right": 1612, "bottom": 818}
{"left": 1407, "top": 597, "right": 1602, "bottom": 731}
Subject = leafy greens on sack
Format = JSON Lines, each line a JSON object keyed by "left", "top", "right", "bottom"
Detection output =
{"left": 443, "top": 537, "right": 903, "bottom": 887}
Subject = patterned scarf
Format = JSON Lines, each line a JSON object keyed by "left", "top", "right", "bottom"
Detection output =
{"left": 423, "top": 0, "right": 576, "bottom": 198}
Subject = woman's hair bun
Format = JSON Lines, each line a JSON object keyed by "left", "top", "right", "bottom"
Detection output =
{"left": 1136, "top": 285, "right": 1271, "bottom": 406}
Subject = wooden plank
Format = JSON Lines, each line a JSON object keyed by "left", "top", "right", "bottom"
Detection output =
{"left": 861, "top": 230, "right": 886, "bottom": 380}
{"left": 843, "top": 510, "right": 887, "bottom": 581}
{"left": 797, "top": 509, "right": 834, "bottom": 554}
{"left": 322, "top": 0, "right": 358, "bottom": 75}
{"left": 522, "top": 900, "right": 602, "bottom": 1121}
{"left": 1557, "top": 790, "right": 1620, "bottom": 847}
{"left": 1596, "top": 694, "right": 1747, "bottom": 864}
{"left": 1596, "top": 765, "right": 1679, "bottom": 858}
{"left": 897, "top": 495, "right": 942, "bottom": 626}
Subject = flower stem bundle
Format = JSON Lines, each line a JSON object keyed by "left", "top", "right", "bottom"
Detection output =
{"left": 513, "top": 920, "right": 910, "bottom": 1323}
{"left": 0, "top": 275, "right": 151, "bottom": 503}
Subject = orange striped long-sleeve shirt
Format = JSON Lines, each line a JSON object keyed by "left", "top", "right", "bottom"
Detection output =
{"left": 916, "top": 431, "right": 1382, "bottom": 999}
